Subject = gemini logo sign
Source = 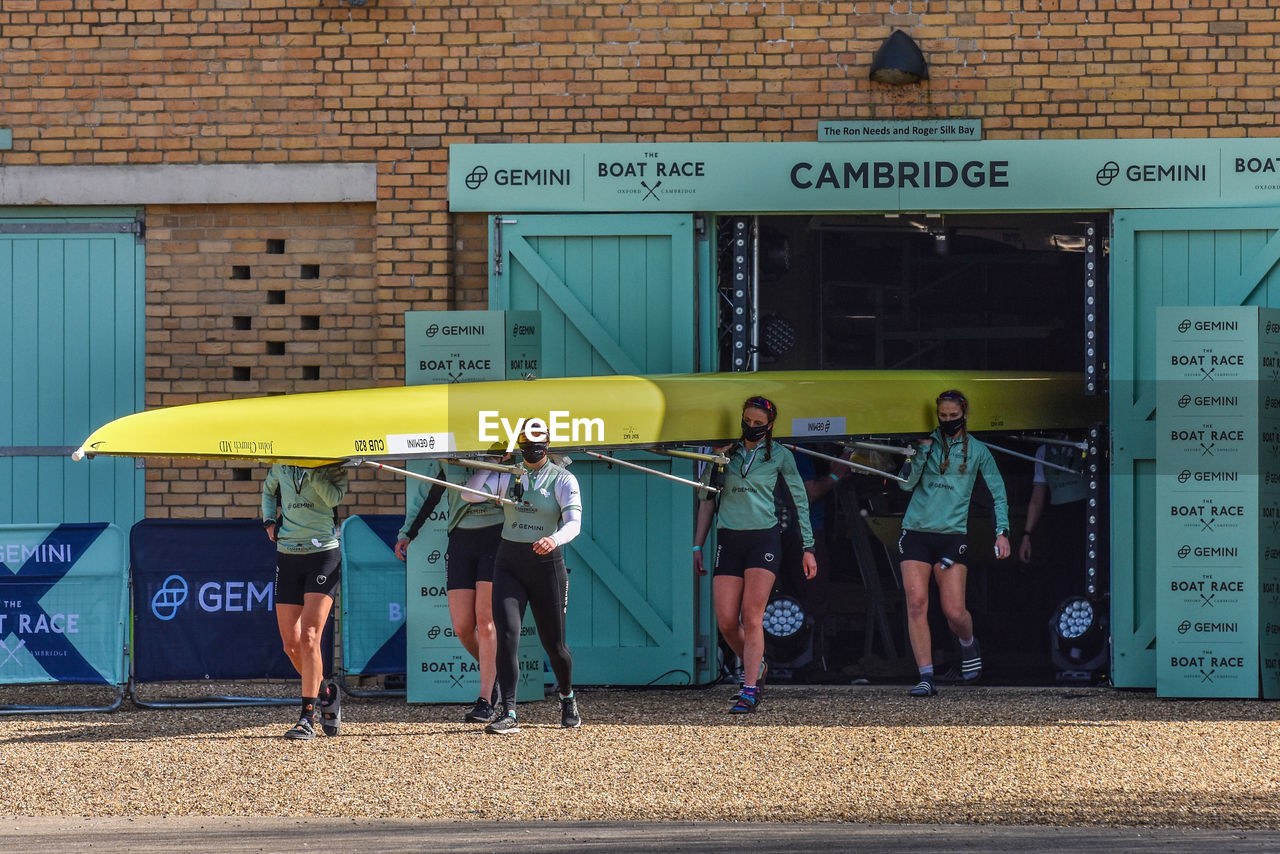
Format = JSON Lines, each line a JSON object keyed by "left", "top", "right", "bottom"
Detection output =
{"left": 1097, "top": 161, "right": 1208, "bottom": 187}
{"left": 149, "top": 574, "right": 273, "bottom": 620}
{"left": 462, "top": 165, "right": 572, "bottom": 189}
{"left": 151, "top": 574, "right": 188, "bottom": 621}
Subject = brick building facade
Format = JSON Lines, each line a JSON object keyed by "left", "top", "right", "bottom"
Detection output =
{"left": 2, "top": 0, "right": 1276, "bottom": 516}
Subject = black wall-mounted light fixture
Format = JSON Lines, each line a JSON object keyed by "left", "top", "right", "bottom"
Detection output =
{"left": 869, "top": 30, "right": 929, "bottom": 86}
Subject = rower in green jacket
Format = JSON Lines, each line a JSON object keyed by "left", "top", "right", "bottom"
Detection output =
{"left": 896, "top": 390, "right": 1010, "bottom": 697}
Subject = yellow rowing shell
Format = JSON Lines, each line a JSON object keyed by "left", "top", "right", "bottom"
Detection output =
{"left": 75, "top": 370, "right": 1104, "bottom": 466}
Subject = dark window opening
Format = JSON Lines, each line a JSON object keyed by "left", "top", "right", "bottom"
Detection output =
{"left": 730, "top": 213, "right": 1104, "bottom": 374}
{"left": 266, "top": 239, "right": 286, "bottom": 254}
{"left": 230, "top": 265, "right": 251, "bottom": 280}
{"left": 300, "top": 264, "right": 320, "bottom": 279}
{"left": 714, "top": 211, "right": 1110, "bottom": 690}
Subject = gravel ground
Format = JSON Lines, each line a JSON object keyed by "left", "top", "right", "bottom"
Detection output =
{"left": 1, "top": 683, "right": 1278, "bottom": 828}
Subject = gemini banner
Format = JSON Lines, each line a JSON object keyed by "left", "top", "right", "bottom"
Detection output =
{"left": 404, "top": 311, "right": 545, "bottom": 703}
{"left": 340, "top": 515, "right": 406, "bottom": 677}
{"left": 1155, "top": 306, "right": 1280, "bottom": 698}
{"left": 0, "top": 522, "right": 128, "bottom": 686}
{"left": 131, "top": 519, "right": 332, "bottom": 683}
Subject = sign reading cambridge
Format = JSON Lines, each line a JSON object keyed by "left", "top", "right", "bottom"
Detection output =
{"left": 448, "top": 139, "right": 1280, "bottom": 213}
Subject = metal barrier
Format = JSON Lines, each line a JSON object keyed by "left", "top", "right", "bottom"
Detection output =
{"left": 339, "top": 515, "right": 406, "bottom": 698}
{"left": 0, "top": 523, "right": 128, "bottom": 715}
{"left": 129, "top": 518, "right": 331, "bottom": 709}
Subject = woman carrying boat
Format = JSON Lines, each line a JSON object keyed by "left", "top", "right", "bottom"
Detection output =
{"left": 262, "top": 462, "right": 348, "bottom": 740}
{"left": 693, "top": 395, "right": 817, "bottom": 714}
{"left": 896, "top": 389, "right": 1010, "bottom": 697}
{"left": 394, "top": 462, "right": 503, "bottom": 725}
{"left": 461, "top": 428, "right": 583, "bottom": 734}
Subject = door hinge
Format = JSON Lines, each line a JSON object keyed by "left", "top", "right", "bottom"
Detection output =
{"left": 492, "top": 216, "right": 517, "bottom": 275}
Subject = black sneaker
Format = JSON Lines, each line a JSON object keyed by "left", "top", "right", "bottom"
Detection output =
{"left": 285, "top": 718, "right": 316, "bottom": 740}
{"left": 560, "top": 694, "right": 581, "bottom": 728}
{"left": 484, "top": 707, "right": 520, "bottom": 735}
{"left": 320, "top": 679, "right": 341, "bottom": 736}
{"left": 961, "top": 640, "right": 983, "bottom": 681}
{"left": 465, "top": 697, "right": 496, "bottom": 724}
{"left": 909, "top": 677, "right": 938, "bottom": 697}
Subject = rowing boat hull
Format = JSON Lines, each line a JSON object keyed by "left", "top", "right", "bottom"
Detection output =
{"left": 75, "top": 370, "right": 1104, "bottom": 465}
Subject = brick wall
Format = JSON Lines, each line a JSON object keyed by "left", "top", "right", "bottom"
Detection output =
{"left": 3, "top": 0, "right": 1277, "bottom": 514}
{"left": 143, "top": 203, "right": 398, "bottom": 517}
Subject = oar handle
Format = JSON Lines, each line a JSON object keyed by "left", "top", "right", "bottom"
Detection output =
{"left": 783, "top": 443, "right": 908, "bottom": 484}
{"left": 360, "top": 459, "right": 516, "bottom": 505}
{"left": 582, "top": 451, "right": 720, "bottom": 493}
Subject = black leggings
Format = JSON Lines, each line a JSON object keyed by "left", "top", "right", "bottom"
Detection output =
{"left": 492, "top": 538, "right": 572, "bottom": 707}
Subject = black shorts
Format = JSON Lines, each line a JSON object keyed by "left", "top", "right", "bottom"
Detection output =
{"left": 274, "top": 549, "right": 341, "bottom": 606}
{"left": 897, "top": 529, "right": 969, "bottom": 568}
{"left": 713, "top": 527, "right": 782, "bottom": 578}
{"left": 445, "top": 524, "right": 502, "bottom": 591}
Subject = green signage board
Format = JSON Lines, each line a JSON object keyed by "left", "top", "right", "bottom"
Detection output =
{"left": 405, "top": 310, "right": 542, "bottom": 384}
{"left": 1155, "top": 306, "right": 1280, "bottom": 698}
{"left": 505, "top": 311, "right": 541, "bottom": 378}
{"left": 404, "top": 311, "right": 544, "bottom": 703}
{"left": 403, "top": 462, "right": 543, "bottom": 704}
{"left": 405, "top": 310, "right": 505, "bottom": 385}
{"left": 448, "top": 139, "right": 1280, "bottom": 213}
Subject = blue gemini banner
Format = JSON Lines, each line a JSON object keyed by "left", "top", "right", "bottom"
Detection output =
{"left": 131, "top": 519, "right": 331, "bottom": 682}
{"left": 340, "top": 515, "right": 406, "bottom": 677}
{"left": 0, "top": 523, "right": 128, "bottom": 686}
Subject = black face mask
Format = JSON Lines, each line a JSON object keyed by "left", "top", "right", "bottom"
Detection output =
{"left": 740, "top": 419, "right": 769, "bottom": 443}
{"left": 519, "top": 442, "right": 549, "bottom": 464}
{"left": 938, "top": 417, "right": 966, "bottom": 437}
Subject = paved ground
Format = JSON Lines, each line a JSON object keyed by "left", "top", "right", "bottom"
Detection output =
{"left": 2, "top": 683, "right": 1278, "bottom": 851}
{"left": 2, "top": 818, "right": 1280, "bottom": 853}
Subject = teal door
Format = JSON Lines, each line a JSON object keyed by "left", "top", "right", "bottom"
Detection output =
{"left": 0, "top": 215, "right": 145, "bottom": 527}
{"left": 490, "top": 213, "right": 704, "bottom": 684}
{"left": 1110, "top": 207, "right": 1280, "bottom": 687}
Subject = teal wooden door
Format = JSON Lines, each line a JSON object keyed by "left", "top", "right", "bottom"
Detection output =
{"left": 0, "top": 216, "right": 144, "bottom": 527}
{"left": 490, "top": 213, "right": 702, "bottom": 684}
{"left": 1110, "top": 208, "right": 1280, "bottom": 687}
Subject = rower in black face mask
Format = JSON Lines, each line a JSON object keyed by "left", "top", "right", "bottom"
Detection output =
{"left": 895, "top": 389, "right": 1011, "bottom": 699}
{"left": 461, "top": 427, "right": 583, "bottom": 733}
{"left": 519, "top": 439, "right": 549, "bottom": 465}
{"left": 692, "top": 395, "right": 817, "bottom": 714}
{"left": 740, "top": 419, "right": 770, "bottom": 443}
